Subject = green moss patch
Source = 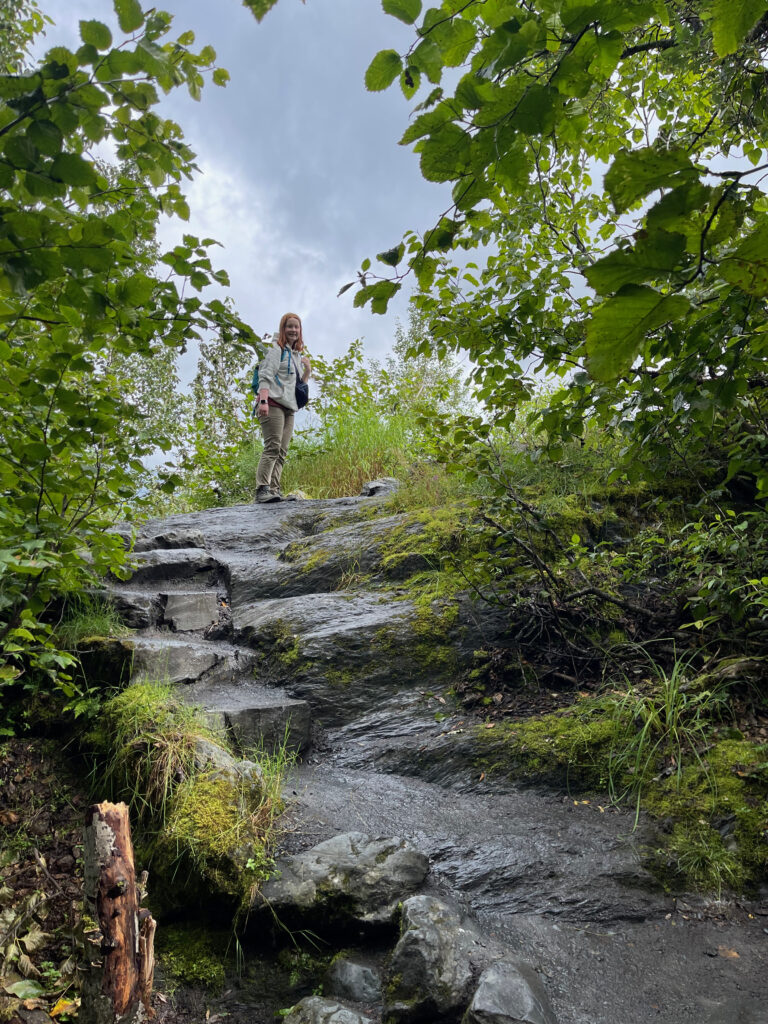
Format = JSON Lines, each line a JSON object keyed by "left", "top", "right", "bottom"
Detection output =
{"left": 156, "top": 925, "right": 229, "bottom": 991}
{"left": 643, "top": 739, "right": 768, "bottom": 894}
{"left": 471, "top": 698, "right": 626, "bottom": 790}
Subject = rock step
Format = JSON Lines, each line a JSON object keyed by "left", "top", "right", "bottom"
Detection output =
{"left": 130, "top": 635, "right": 257, "bottom": 687}
{"left": 121, "top": 547, "right": 222, "bottom": 585}
{"left": 180, "top": 680, "right": 311, "bottom": 755}
{"left": 102, "top": 586, "right": 226, "bottom": 631}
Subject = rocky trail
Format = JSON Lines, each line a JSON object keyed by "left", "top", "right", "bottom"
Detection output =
{"left": 103, "top": 489, "right": 766, "bottom": 1024}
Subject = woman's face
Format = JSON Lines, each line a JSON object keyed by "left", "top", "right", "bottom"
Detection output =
{"left": 285, "top": 317, "right": 301, "bottom": 347}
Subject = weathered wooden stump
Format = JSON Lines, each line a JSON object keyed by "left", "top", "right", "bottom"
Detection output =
{"left": 81, "top": 802, "right": 155, "bottom": 1024}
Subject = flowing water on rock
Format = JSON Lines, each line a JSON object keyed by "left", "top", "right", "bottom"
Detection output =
{"left": 112, "top": 498, "right": 767, "bottom": 1024}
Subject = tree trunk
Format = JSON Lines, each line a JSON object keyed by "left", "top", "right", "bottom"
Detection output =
{"left": 80, "top": 801, "right": 155, "bottom": 1024}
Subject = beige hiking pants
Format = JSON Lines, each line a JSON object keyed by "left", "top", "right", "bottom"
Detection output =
{"left": 256, "top": 403, "right": 295, "bottom": 491}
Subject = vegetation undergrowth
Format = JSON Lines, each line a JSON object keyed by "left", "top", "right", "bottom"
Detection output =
{"left": 84, "top": 682, "right": 292, "bottom": 908}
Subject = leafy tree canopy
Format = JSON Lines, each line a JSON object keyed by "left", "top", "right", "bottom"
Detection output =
{"left": 349, "top": 0, "right": 768, "bottom": 495}
{"left": 0, "top": 0, "right": 259, "bottom": 692}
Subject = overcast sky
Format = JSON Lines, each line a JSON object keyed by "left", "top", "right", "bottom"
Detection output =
{"left": 43, "top": 0, "right": 452, "bottom": 375}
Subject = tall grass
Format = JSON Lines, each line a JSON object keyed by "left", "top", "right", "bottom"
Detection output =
{"left": 281, "top": 406, "right": 412, "bottom": 498}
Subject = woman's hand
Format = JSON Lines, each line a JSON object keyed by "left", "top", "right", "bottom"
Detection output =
{"left": 257, "top": 401, "right": 269, "bottom": 419}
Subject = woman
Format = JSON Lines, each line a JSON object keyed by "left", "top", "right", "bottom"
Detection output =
{"left": 254, "top": 312, "right": 311, "bottom": 503}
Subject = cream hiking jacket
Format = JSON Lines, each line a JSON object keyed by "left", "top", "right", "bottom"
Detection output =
{"left": 257, "top": 342, "right": 304, "bottom": 413}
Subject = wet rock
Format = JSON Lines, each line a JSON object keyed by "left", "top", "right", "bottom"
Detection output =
{"left": 325, "top": 958, "right": 382, "bottom": 1004}
{"left": 256, "top": 832, "right": 428, "bottom": 928}
{"left": 384, "top": 894, "right": 481, "bottom": 1023}
{"left": 190, "top": 682, "right": 311, "bottom": 754}
{"left": 101, "top": 587, "right": 163, "bottom": 628}
{"left": 704, "top": 1000, "right": 764, "bottom": 1024}
{"left": 163, "top": 592, "right": 222, "bottom": 632}
{"left": 124, "top": 547, "right": 219, "bottom": 584}
{"left": 282, "top": 996, "right": 373, "bottom": 1024}
{"left": 134, "top": 527, "right": 207, "bottom": 551}
{"left": 360, "top": 477, "right": 400, "bottom": 497}
{"left": 192, "top": 735, "right": 263, "bottom": 785}
{"left": 234, "top": 593, "right": 423, "bottom": 727}
{"left": 463, "top": 961, "right": 557, "bottom": 1024}
{"left": 130, "top": 637, "right": 256, "bottom": 687}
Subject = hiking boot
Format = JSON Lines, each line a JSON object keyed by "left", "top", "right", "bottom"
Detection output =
{"left": 255, "top": 485, "right": 281, "bottom": 504}
{"left": 271, "top": 489, "right": 297, "bottom": 501}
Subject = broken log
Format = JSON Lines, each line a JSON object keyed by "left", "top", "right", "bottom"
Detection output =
{"left": 81, "top": 801, "right": 155, "bottom": 1024}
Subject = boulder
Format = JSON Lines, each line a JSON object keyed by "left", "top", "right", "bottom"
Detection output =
{"left": 384, "top": 895, "right": 480, "bottom": 1023}
{"left": 462, "top": 962, "right": 557, "bottom": 1024}
{"left": 325, "top": 958, "right": 382, "bottom": 1004}
{"left": 256, "top": 832, "right": 428, "bottom": 928}
{"left": 282, "top": 996, "right": 373, "bottom": 1024}
{"left": 360, "top": 478, "right": 400, "bottom": 497}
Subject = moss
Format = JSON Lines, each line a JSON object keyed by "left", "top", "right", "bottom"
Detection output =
{"left": 156, "top": 925, "right": 228, "bottom": 991}
{"left": 642, "top": 739, "right": 768, "bottom": 893}
{"left": 152, "top": 771, "right": 273, "bottom": 904}
{"left": 254, "top": 619, "right": 304, "bottom": 670}
{"left": 376, "top": 505, "right": 470, "bottom": 579}
{"left": 280, "top": 539, "right": 332, "bottom": 574}
{"left": 471, "top": 699, "right": 625, "bottom": 790}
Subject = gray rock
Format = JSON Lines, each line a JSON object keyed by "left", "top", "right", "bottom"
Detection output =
{"left": 325, "top": 959, "right": 382, "bottom": 1004}
{"left": 463, "top": 962, "right": 557, "bottom": 1024}
{"left": 257, "top": 832, "right": 428, "bottom": 926}
{"left": 124, "top": 547, "right": 218, "bottom": 584}
{"left": 99, "top": 586, "right": 163, "bottom": 629}
{"left": 282, "top": 996, "right": 372, "bottom": 1024}
{"left": 189, "top": 682, "right": 311, "bottom": 754}
{"left": 191, "top": 735, "right": 263, "bottom": 785}
{"left": 384, "top": 895, "right": 480, "bottom": 1023}
{"left": 703, "top": 1000, "right": 765, "bottom": 1024}
{"left": 163, "top": 592, "right": 222, "bottom": 632}
{"left": 130, "top": 637, "right": 256, "bottom": 687}
{"left": 134, "top": 527, "right": 207, "bottom": 551}
{"left": 360, "top": 477, "right": 400, "bottom": 497}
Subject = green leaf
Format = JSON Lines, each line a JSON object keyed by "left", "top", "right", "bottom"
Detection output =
{"left": 709, "top": 0, "right": 768, "bottom": 57}
{"left": 27, "top": 120, "right": 63, "bottom": 156}
{"left": 114, "top": 0, "right": 144, "bottom": 32}
{"left": 365, "top": 49, "right": 402, "bottom": 91}
{"left": 605, "top": 147, "right": 699, "bottom": 214}
{"left": 510, "top": 84, "right": 559, "bottom": 134}
{"left": 584, "top": 231, "right": 687, "bottom": 295}
{"left": 242, "top": 0, "right": 280, "bottom": 21}
{"left": 4, "top": 980, "right": 45, "bottom": 999}
{"left": 213, "top": 68, "right": 230, "bottom": 86}
{"left": 79, "top": 20, "right": 112, "bottom": 49}
{"left": 586, "top": 285, "right": 691, "bottom": 380}
{"left": 719, "top": 224, "right": 768, "bottom": 296}
{"left": 417, "top": 123, "right": 471, "bottom": 182}
{"left": 377, "top": 244, "right": 405, "bottom": 267}
{"left": 382, "top": 0, "right": 422, "bottom": 24}
{"left": 50, "top": 153, "right": 97, "bottom": 186}
{"left": 411, "top": 36, "right": 443, "bottom": 83}
{"left": 400, "top": 66, "right": 421, "bottom": 100}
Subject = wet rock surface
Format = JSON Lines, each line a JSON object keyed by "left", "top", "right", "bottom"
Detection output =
{"left": 256, "top": 832, "right": 429, "bottom": 929}
{"left": 282, "top": 996, "right": 373, "bottom": 1024}
{"left": 463, "top": 961, "right": 558, "bottom": 1024}
{"left": 325, "top": 959, "right": 382, "bottom": 1004}
{"left": 383, "top": 895, "right": 483, "bottom": 1023}
{"left": 104, "top": 495, "right": 767, "bottom": 1024}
